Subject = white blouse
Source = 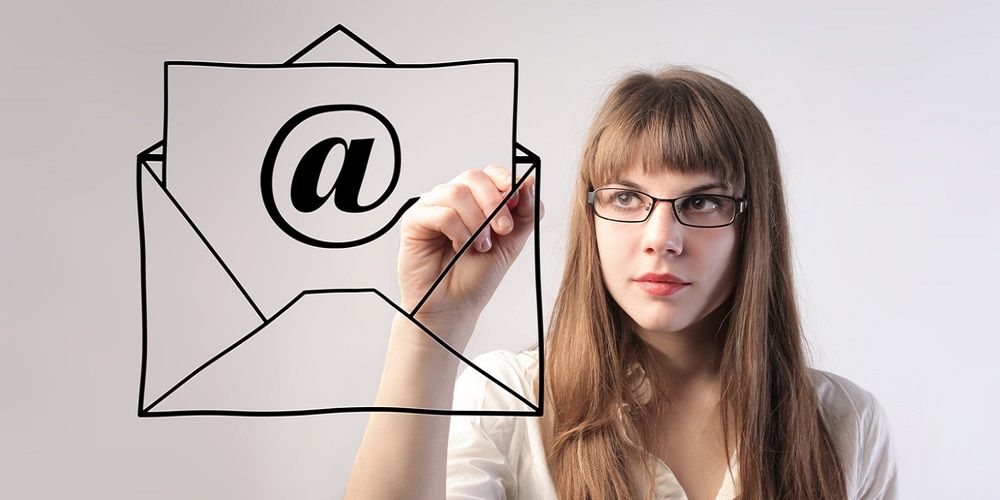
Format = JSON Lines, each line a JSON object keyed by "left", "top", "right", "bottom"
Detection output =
{"left": 446, "top": 350, "right": 898, "bottom": 500}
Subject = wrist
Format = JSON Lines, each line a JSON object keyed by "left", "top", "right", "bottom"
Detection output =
{"left": 390, "top": 312, "right": 478, "bottom": 356}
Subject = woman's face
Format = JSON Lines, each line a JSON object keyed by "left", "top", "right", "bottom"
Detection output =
{"left": 595, "top": 165, "right": 741, "bottom": 338}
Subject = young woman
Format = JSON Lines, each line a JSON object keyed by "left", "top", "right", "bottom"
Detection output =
{"left": 346, "top": 67, "right": 897, "bottom": 500}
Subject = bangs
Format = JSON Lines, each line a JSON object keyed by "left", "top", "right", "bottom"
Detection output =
{"left": 586, "top": 75, "right": 746, "bottom": 195}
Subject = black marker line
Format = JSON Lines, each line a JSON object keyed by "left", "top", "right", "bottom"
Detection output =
{"left": 143, "top": 285, "right": 310, "bottom": 412}
{"left": 138, "top": 140, "right": 164, "bottom": 161}
{"left": 285, "top": 24, "right": 394, "bottom": 66}
{"left": 371, "top": 289, "right": 539, "bottom": 412}
{"left": 165, "top": 59, "right": 517, "bottom": 70}
{"left": 137, "top": 158, "right": 149, "bottom": 414}
{"left": 139, "top": 162, "right": 266, "bottom": 321}
{"left": 145, "top": 288, "right": 537, "bottom": 414}
{"left": 162, "top": 62, "right": 168, "bottom": 184}
{"left": 514, "top": 142, "right": 540, "bottom": 164}
{"left": 142, "top": 407, "right": 539, "bottom": 418}
{"left": 525, "top": 148, "right": 545, "bottom": 415}
{"left": 512, "top": 60, "right": 519, "bottom": 183}
{"left": 511, "top": 147, "right": 544, "bottom": 415}
{"left": 410, "top": 165, "right": 535, "bottom": 316}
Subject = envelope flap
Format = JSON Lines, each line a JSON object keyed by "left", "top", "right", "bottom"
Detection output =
{"left": 285, "top": 24, "right": 393, "bottom": 65}
{"left": 137, "top": 140, "right": 165, "bottom": 184}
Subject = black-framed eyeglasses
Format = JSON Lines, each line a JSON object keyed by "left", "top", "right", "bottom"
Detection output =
{"left": 587, "top": 187, "right": 749, "bottom": 228}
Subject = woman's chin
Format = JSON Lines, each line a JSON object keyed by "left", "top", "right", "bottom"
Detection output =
{"left": 630, "top": 314, "right": 690, "bottom": 337}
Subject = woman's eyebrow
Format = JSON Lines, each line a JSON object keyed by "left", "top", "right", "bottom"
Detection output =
{"left": 609, "top": 179, "right": 646, "bottom": 190}
{"left": 679, "top": 182, "right": 729, "bottom": 195}
{"left": 609, "top": 179, "right": 729, "bottom": 195}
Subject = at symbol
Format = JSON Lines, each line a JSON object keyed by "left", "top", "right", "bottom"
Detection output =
{"left": 260, "top": 104, "right": 418, "bottom": 248}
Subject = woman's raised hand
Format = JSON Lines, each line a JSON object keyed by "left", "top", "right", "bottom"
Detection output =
{"left": 348, "top": 166, "right": 539, "bottom": 500}
{"left": 397, "top": 165, "right": 541, "bottom": 339}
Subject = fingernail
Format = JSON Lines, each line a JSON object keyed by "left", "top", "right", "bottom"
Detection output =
{"left": 499, "top": 215, "right": 512, "bottom": 231}
{"left": 506, "top": 190, "right": 520, "bottom": 209}
{"left": 484, "top": 232, "right": 492, "bottom": 251}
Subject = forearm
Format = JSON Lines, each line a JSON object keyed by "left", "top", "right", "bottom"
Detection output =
{"left": 344, "top": 313, "right": 473, "bottom": 500}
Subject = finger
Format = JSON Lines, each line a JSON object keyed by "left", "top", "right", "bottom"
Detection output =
{"left": 513, "top": 175, "right": 538, "bottom": 220}
{"left": 493, "top": 176, "right": 541, "bottom": 261}
{"left": 405, "top": 204, "right": 475, "bottom": 253}
{"left": 482, "top": 164, "right": 522, "bottom": 210}
{"left": 420, "top": 183, "right": 494, "bottom": 252}
{"left": 457, "top": 168, "right": 515, "bottom": 237}
{"left": 481, "top": 164, "right": 514, "bottom": 192}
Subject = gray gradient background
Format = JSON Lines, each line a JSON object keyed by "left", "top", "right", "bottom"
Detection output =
{"left": 2, "top": 0, "right": 997, "bottom": 498}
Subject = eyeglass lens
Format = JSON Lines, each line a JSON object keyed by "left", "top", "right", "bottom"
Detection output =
{"left": 593, "top": 188, "right": 736, "bottom": 226}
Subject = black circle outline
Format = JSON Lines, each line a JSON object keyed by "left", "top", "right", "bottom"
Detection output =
{"left": 261, "top": 104, "right": 418, "bottom": 248}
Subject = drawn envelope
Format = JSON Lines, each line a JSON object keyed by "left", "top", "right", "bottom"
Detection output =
{"left": 136, "top": 25, "right": 543, "bottom": 417}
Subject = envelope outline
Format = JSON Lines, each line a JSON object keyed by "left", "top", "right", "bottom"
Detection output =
{"left": 136, "top": 25, "right": 545, "bottom": 417}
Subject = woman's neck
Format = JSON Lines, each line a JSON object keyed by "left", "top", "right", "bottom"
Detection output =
{"left": 633, "top": 302, "right": 729, "bottom": 397}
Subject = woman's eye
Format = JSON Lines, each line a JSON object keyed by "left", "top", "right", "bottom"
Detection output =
{"left": 682, "top": 195, "right": 721, "bottom": 211}
{"left": 612, "top": 191, "right": 639, "bottom": 205}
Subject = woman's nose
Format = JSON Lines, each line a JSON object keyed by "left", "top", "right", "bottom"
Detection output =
{"left": 641, "top": 201, "right": 683, "bottom": 255}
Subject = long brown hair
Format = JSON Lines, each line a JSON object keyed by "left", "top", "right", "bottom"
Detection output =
{"left": 540, "top": 67, "right": 847, "bottom": 499}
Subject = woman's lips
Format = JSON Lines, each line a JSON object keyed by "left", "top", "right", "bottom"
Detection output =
{"left": 635, "top": 281, "right": 689, "bottom": 296}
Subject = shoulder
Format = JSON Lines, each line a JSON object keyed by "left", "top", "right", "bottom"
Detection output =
{"left": 808, "top": 368, "right": 883, "bottom": 426}
{"left": 807, "top": 369, "right": 898, "bottom": 499}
